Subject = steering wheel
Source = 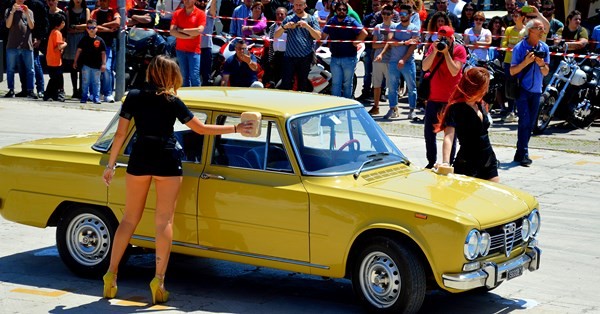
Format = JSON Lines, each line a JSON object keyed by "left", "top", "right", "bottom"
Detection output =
{"left": 338, "top": 139, "right": 360, "bottom": 151}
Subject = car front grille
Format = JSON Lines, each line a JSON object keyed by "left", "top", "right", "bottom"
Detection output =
{"left": 486, "top": 218, "right": 524, "bottom": 257}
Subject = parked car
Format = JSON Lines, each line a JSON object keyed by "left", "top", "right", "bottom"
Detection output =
{"left": 0, "top": 88, "right": 541, "bottom": 313}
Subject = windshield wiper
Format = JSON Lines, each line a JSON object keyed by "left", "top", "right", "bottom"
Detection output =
{"left": 367, "top": 152, "right": 411, "bottom": 166}
{"left": 353, "top": 158, "right": 383, "bottom": 180}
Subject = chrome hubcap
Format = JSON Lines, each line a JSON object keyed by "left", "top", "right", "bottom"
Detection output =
{"left": 66, "top": 213, "right": 111, "bottom": 266}
{"left": 359, "top": 251, "right": 401, "bottom": 308}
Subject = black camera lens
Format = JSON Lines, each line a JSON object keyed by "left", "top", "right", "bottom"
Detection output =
{"left": 437, "top": 38, "right": 448, "bottom": 51}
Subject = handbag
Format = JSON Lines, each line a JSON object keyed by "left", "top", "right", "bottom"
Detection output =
{"left": 418, "top": 55, "right": 445, "bottom": 101}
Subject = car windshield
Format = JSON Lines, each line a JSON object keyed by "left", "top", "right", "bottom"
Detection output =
{"left": 92, "top": 113, "right": 120, "bottom": 153}
{"left": 288, "top": 107, "right": 409, "bottom": 176}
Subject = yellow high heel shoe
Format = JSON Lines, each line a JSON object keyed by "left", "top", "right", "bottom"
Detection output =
{"left": 150, "top": 276, "right": 170, "bottom": 304}
{"left": 102, "top": 271, "right": 118, "bottom": 299}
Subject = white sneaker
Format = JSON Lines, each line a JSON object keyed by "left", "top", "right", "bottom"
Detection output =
{"left": 104, "top": 95, "right": 115, "bottom": 103}
{"left": 383, "top": 107, "right": 399, "bottom": 119}
{"left": 408, "top": 109, "right": 417, "bottom": 120}
{"left": 503, "top": 112, "right": 518, "bottom": 123}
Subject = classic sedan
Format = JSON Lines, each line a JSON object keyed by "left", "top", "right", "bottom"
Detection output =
{"left": 0, "top": 88, "right": 541, "bottom": 313}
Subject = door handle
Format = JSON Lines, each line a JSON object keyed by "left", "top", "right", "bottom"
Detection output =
{"left": 201, "top": 173, "right": 225, "bottom": 180}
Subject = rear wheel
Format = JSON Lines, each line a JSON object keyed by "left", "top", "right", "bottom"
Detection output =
{"left": 56, "top": 206, "right": 122, "bottom": 278}
{"left": 352, "top": 236, "right": 426, "bottom": 314}
{"left": 534, "top": 92, "right": 556, "bottom": 134}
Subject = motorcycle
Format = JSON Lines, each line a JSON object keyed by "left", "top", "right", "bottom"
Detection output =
{"left": 125, "top": 27, "right": 169, "bottom": 89}
{"left": 463, "top": 53, "right": 506, "bottom": 110}
{"left": 534, "top": 48, "right": 600, "bottom": 134}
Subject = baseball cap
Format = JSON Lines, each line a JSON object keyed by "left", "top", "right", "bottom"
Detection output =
{"left": 438, "top": 25, "right": 455, "bottom": 37}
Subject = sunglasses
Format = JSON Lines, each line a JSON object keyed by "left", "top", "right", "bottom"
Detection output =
{"left": 465, "top": 8, "right": 474, "bottom": 11}
{"left": 398, "top": 11, "right": 409, "bottom": 17}
{"left": 532, "top": 26, "right": 545, "bottom": 31}
{"left": 336, "top": 8, "right": 347, "bottom": 12}
{"left": 87, "top": 26, "right": 97, "bottom": 30}
{"left": 474, "top": 18, "right": 485, "bottom": 22}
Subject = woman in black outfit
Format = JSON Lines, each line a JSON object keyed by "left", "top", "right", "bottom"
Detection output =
{"left": 102, "top": 55, "right": 255, "bottom": 304}
{"left": 434, "top": 67, "right": 499, "bottom": 182}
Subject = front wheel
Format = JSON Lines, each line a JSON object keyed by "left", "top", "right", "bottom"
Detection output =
{"left": 533, "top": 92, "right": 556, "bottom": 135}
{"left": 352, "top": 236, "right": 426, "bottom": 314}
{"left": 56, "top": 206, "right": 120, "bottom": 278}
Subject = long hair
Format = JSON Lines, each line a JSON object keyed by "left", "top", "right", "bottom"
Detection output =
{"left": 146, "top": 55, "right": 183, "bottom": 98}
{"left": 434, "top": 67, "right": 490, "bottom": 133}
{"left": 68, "top": 0, "right": 88, "bottom": 10}
{"left": 427, "top": 11, "right": 450, "bottom": 35}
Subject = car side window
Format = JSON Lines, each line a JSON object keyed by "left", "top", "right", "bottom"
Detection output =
{"left": 212, "top": 115, "right": 293, "bottom": 173}
{"left": 124, "top": 111, "right": 208, "bottom": 163}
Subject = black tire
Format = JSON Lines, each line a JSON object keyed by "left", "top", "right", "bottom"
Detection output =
{"left": 352, "top": 236, "right": 426, "bottom": 314}
{"left": 56, "top": 206, "right": 121, "bottom": 278}
{"left": 533, "top": 92, "right": 556, "bottom": 135}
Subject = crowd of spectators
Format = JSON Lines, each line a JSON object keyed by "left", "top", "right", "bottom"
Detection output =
{"left": 1, "top": 0, "right": 599, "bottom": 104}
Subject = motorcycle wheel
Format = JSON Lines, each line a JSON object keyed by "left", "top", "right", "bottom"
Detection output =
{"left": 533, "top": 91, "right": 556, "bottom": 135}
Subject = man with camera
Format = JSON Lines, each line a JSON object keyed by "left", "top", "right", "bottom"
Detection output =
{"left": 421, "top": 25, "right": 467, "bottom": 169}
{"left": 510, "top": 19, "right": 550, "bottom": 167}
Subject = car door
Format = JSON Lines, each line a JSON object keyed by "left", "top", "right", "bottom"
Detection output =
{"left": 107, "top": 111, "right": 209, "bottom": 245}
{"left": 197, "top": 113, "right": 310, "bottom": 262}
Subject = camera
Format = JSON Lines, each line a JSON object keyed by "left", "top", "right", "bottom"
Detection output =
{"left": 530, "top": 48, "right": 547, "bottom": 58}
{"left": 436, "top": 37, "right": 449, "bottom": 51}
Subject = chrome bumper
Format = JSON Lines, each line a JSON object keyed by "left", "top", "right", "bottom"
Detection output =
{"left": 442, "top": 245, "right": 541, "bottom": 290}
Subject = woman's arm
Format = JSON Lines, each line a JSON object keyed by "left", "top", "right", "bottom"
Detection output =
{"left": 103, "top": 117, "right": 130, "bottom": 186}
{"left": 185, "top": 116, "right": 253, "bottom": 135}
{"left": 251, "top": 16, "right": 267, "bottom": 34}
{"left": 442, "top": 126, "right": 455, "bottom": 165}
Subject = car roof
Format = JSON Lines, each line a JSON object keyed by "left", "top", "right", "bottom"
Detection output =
{"left": 176, "top": 87, "right": 359, "bottom": 117}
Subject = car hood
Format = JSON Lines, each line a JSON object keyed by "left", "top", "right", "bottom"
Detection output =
{"left": 361, "top": 168, "right": 534, "bottom": 227}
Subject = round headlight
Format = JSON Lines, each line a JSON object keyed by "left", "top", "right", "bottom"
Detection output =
{"left": 529, "top": 210, "right": 541, "bottom": 236}
{"left": 464, "top": 230, "right": 481, "bottom": 261}
{"left": 478, "top": 232, "right": 491, "bottom": 256}
{"left": 521, "top": 218, "right": 531, "bottom": 241}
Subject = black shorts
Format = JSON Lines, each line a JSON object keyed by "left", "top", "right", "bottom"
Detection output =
{"left": 126, "top": 136, "right": 183, "bottom": 177}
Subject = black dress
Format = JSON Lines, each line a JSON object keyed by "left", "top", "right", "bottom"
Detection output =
{"left": 119, "top": 88, "right": 194, "bottom": 176}
{"left": 445, "top": 102, "right": 498, "bottom": 180}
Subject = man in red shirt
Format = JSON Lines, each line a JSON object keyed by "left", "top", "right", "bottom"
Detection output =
{"left": 421, "top": 25, "right": 467, "bottom": 169}
{"left": 170, "top": 0, "right": 205, "bottom": 86}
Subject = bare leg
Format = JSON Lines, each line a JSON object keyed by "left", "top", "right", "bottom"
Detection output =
{"left": 107, "top": 174, "right": 152, "bottom": 277}
{"left": 489, "top": 176, "right": 500, "bottom": 183}
{"left": 153, "top": 176, "right": 182, "bottom": 278}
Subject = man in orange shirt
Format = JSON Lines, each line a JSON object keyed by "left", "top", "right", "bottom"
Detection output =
{"left": 45, "top": 14, "right": 68, "bottom": 101}
{"left": 170, "top": 0, "right": 205, "bottom": 86}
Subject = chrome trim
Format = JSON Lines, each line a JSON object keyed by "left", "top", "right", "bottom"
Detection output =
{"left": 131, "top": 235, "right": 330, "bottom": 270}
{"left": 200, "top": 173, "right": 225, "bottom": 180}
{"left": 442, "top": 246, "right": 541, "bottom": 290}
{"left": 503, "top": 222, "right": 517, "bottom": 257}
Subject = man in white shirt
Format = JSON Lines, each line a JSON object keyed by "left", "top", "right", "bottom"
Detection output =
{"left": 448, "top": 0, "right": 465, "bottom": 17}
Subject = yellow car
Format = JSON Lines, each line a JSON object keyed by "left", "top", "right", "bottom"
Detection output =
{"left": 0, "top": 88, "right": 540, "bottom": 313}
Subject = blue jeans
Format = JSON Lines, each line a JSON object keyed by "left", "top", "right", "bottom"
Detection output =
{"left": 388, "top": 60, "right": 417, "bottom": 109}
{"left": 362, "top": 46, "right": 373, "bottom": 92}
{"left": 101, "top": 47, "right": 114, "bottom": 97}
{"left": 6, "top": 48, "right": 34, "bottom": 91}
{"left": 176, "top": 50, "right": 201, "bottom": 87}
{"left": 81, "top": 65, "right": 101, "bottom": 102}
{"left": 34, "top": 49, "right": 44, "bottom": 92}
{"left": 515, "top": 89, "right": 541, "bottom": 158}
{"left": 330, "top": 56, "right": 357, "bottom": 99}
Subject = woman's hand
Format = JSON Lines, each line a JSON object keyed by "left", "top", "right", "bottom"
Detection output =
{"left": 236, "top": 120, "right": 258, "bottom": 136}
{"left": 103, "top": 166, "right": 115, "bottom": 186}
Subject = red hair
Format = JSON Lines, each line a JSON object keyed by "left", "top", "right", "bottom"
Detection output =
{"left": 434, "top": 67, "right": 490, "bottom": 133}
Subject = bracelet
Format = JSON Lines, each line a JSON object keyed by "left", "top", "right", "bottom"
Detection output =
{"left": 234, "top": 125, "right": 237, "bottom": 133}
{"left": 106, "top": 164, "right": 116, "bottom": 170}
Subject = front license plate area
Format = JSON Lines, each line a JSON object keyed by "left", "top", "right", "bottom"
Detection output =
{"left": 507, "top": 266, "right": 523, "bottom": 280}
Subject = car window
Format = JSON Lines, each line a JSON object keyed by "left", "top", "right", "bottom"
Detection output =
{"left": 124, "top": 111, "right": 208, "bottom": 163}
{"left": 289, "top": 108, "right": 406, "bottom": 175}
{"left": 92, "top": 113, "right": 120, "bottom": 153}
{"left": 212, "top": 115, "right": 293, "bottom": 173}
